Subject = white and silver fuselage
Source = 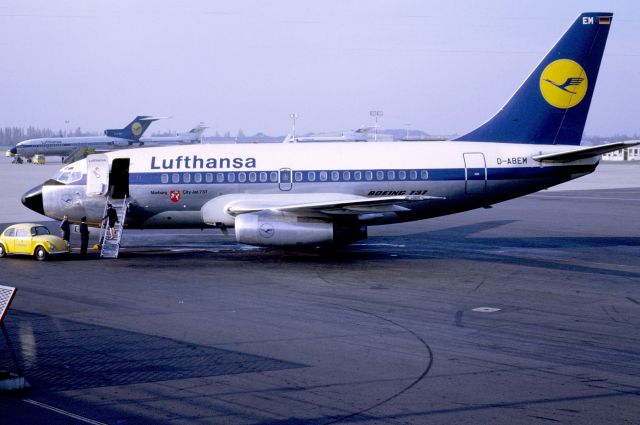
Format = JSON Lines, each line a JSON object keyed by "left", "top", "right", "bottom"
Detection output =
{"left": 28, "top": 141, "right": 597, "bottom": 230}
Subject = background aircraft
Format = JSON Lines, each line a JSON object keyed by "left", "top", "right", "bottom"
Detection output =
{"left": 9, "top": 116, "right": 159, "bottom": 159}
{"left": 285, "top": 126, "right": 373, "bottom": 143}
{"left": 139, "top": 123, "right": 208, "bottom": 145}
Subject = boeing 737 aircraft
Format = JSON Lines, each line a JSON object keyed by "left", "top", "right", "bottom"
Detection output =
{"left": 19, "top": 13, "right": 640, "bottom": 249}
{"left": 139, "top": 123, "right": 208, "bottom": 145}
{"left": 9, "top": 116, "right": 159, "bottom": 158}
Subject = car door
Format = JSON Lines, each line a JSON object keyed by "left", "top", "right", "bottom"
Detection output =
{"left": 14, "top": 228, "right": 32, "bottom": 254}
{"left": 2, "top": 228, "right": 16, "bottom": 252}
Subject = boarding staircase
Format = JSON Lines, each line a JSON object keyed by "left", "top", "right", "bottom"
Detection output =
{"left": 99, "top": 196, "right": 128, "bottom": 259}
{"left": 64, "top": 147, "right": 96, "bottom": 164}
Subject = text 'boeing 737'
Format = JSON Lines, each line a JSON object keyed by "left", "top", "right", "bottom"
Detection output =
{"left": 20, "top": 13, "right": 639, "bottom": 250}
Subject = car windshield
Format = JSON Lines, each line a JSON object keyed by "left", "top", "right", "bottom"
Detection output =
{"left": 31, "top": 226, "right": 50, "bottom": 236}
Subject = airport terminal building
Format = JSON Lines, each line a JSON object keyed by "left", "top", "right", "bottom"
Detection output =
{"left": 602, "top": 146, "right": 640, "bottom": 161}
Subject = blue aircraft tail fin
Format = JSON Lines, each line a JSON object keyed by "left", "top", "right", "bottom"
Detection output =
{"left": 455, "top": 12, "right": 612, "bottom": 145}
{"left": 104, "top": 116, "right": 159, "bottom": 141}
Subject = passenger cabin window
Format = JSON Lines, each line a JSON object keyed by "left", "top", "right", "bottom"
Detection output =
{"left": 259, "top": 172, "right": 268, "bottom": 182}
{"left": 343, "top": 171, "right": 351, "bottom": 181}
{"left": 376, "top": 171, "right": 384, "bottom": 181}
{"left": 249, "top": 172, "right": 257, "bottom": 183}
{"left": 270, "top": 172, "right": 278, "bottom": 182}
{"left": 238, "top": 172, "right": 247, "bottom": 183}
{"left": 331, "top": 171, "right": 339, "bottom": 181}
{"left": 227, "top": 173, "right": 236, "bottom": 183}
{"left": 194, "top": 173, "right": 202, "bottom": 183}
{"left": 294, "top": 171, "right": 303, "bottom": 182}
{"left": 161, "top": 174, "right": 169, "bottom": 184}
{"left": 172, "top": 173, "right": 180, "bottom": 183}
{"left": 217, "top": 173, "right": 224, "bottom": 183}
{"left": 399, "top": 170, "right": 407, "bottom": 180}
{"left": 308, "top": 171, "right": 316, "bottom": 182}
{"left": 410, "top": 170, "right": 418, "bottom": 180}
{"left": 420, "top": 170, "right": 429, "bottom": 180}
{"left": 354, "top": 171, "right": 362, "bottom": 181}
{"left": 183, "top": 173, "right": 191, "bottom": 183}
{"left": 387, "top": 170, "right": 395, "bottom": 180}
{"left": 365, "top": 171, "right": 373, "bottom": 181}
{"left": 205, "top": 173, "right": 213, "bottom": 183}
{"left": 320, "top": 171, "right": 328, "bottom": 182}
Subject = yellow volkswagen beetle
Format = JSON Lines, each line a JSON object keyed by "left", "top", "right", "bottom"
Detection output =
{"left": 0, "top": 223, "right": 70, "bottom": 261}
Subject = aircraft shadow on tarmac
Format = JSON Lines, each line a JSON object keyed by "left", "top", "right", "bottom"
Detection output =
{"left": 117, "top": 220, "right": 640, "bottom": 280}
{"left": 3, "top": 220, "right": 638, "bottom": 279}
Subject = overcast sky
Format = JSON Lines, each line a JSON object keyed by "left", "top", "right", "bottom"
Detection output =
{"left": 1, "top": 0, "right": 639, "bottom": 137}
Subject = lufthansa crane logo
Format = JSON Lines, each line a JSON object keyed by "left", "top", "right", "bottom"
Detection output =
{"left": 539, "top": 59, "right": 588, "bottom": 109}
{"left": 131, "top": 122, "right": 143, "bottom": 136}
{"left": 259, "top": 223, "right": 275, "bottom": 238}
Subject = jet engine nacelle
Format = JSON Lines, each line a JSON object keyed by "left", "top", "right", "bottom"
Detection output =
{"left": 234, "top": 212, "right": 367, "bottom": 247}
{"left": 111, "top": 139, "right": 130, "bottom": 147}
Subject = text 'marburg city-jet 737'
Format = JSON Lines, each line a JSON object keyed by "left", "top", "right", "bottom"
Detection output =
{"left": 21, "top": 13, "right": 639, "bottom": 248}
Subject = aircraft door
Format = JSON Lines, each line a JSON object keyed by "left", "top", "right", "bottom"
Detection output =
{"left": 86, "top": 154, "right": 110, "bottom": 196}
{"left": 463, "top": 153, "right": 487, "bottom": 194}
{"left": 279, "top": 168, "right": 292, "bottom": 191}
{"left": 110, "top": 158, "right": 130, "bottom": 199}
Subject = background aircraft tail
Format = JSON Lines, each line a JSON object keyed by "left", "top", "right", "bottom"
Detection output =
{"left": 104, "top": 116, "right": 160, "bottom": 141}
{"left": 455, "top": 12, "right": 612, "bottom": 145}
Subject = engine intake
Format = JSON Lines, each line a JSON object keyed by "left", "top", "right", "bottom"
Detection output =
{"left": 235, "top": 212, "right": 366, "bottom": 247}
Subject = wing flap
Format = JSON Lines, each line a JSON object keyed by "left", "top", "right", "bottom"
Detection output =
{"left": 226, "top": 194, "right": 444, "bottom": 216}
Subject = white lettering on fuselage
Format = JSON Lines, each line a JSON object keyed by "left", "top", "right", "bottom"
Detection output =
{"left": 150, "top": 155, "right": 257, "bottom": 170}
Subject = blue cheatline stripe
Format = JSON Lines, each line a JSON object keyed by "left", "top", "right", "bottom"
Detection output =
{"left": 55, "top": 164, "right": 594, "bottom": 187}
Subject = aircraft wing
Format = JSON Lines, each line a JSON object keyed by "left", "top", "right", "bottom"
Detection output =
{"left": 532, "top": 141, "right": 639, "bottom": 163}
{"left": 226, "top": 194, "right": 445, "bottom": 216}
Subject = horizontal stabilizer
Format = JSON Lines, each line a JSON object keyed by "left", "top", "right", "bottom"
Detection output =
{"left": 532, "top": 140, "right": 639, "bottom": 163}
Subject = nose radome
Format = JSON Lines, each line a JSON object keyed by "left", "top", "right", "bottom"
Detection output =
{"left": 22, "top": 183, "right": 45, "bottom": 215}
{"left": 9, "top": 147, "right": 17, "bottom": 155}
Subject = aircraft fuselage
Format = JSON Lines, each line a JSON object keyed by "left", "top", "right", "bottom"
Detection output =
{"left": 28, "top": 141, "right": 597, "bottom": 231}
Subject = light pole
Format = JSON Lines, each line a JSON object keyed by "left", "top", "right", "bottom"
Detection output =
{"left": 369, "top": 110, "right": 383, "bottom": 141}
{"left": 64, "top": 120, "right": 70, "bottom": 137}
{"left": 289, "top": 113, "right": 300, "bottom": 140}
{"left": 405, "top": 123, "right": 411, "bottom": 140}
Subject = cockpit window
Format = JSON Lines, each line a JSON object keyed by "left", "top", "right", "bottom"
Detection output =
{"left": 31, "top": 226, "right": 50, "bottom": 236}
{"left": 52, "top": 169, "right": 83, "bottom": 184}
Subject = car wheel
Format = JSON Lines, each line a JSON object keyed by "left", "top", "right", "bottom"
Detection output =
{"left": 0, "top": 243, "right": 6, "bottom": 258}
{"left": 34, "top": 246, "right": 48, "bottom": 261}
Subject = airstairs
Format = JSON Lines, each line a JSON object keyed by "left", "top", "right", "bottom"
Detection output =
{"left": 99, "top": 196, "right": 128, "bottom": 259}
{"left": 64, "top": 147, "right": 96, "bottom": 164}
